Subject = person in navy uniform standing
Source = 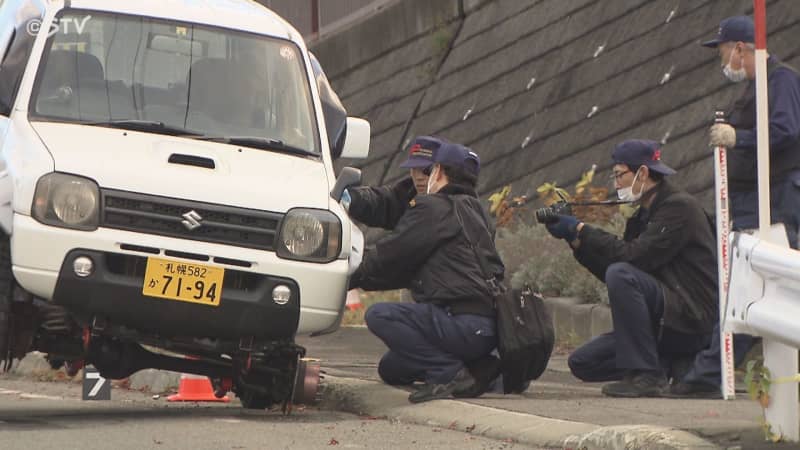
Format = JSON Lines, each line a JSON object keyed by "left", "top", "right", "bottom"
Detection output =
{"left": 668, "top": 16, "right": 800, "bottom": 399}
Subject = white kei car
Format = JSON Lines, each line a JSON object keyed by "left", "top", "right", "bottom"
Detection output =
{"left": 0, "top": 0, "right": 368, "bottom": 408}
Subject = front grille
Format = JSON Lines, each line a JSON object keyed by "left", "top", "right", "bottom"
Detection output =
{"left": 101, "top": 190, "right": 282, "bottom": 251}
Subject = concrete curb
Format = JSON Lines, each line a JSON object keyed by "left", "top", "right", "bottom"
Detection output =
{"left": 320, "top": 375, "right": 721, "bottom": 450}
{"left": 545, "top": 297, "right": 613, "bottom": 346}
{"left": 563, "top": 425, "right": 719, "bottom": 450}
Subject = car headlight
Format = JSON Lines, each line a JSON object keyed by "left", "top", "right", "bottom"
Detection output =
{"left": 277, "top": 209, "right": 341, "bottom": 263}
{"left": 32, "top": 173, "right": 100, "bottom": 231}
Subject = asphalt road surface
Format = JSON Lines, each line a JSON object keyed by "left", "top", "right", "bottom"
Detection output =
{"left": 0, "top": 378, "right": 539, "bottom": 450}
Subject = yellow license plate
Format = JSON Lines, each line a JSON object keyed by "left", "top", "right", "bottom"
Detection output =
{"left": 142, "top": 257, "right": 224, "bottom": 307}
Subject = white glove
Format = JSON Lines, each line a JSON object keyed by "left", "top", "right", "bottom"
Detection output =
{"left": 341, "top": 188, "right": 352, "bottom": 212}
{"left": 709, "top": 123, "right": 736, "bottom": 148}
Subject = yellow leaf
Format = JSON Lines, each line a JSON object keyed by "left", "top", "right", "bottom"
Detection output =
{"left": 759, "top": 392, "right": 771, "bottom": 409}
{"left": 552, "top": 187, "right": 571, "bottom": 204}
{"left": 575, "top": 164, "right": 597, "bottom": 195}
{"left": 619, "top": 203, "right": 638, "bottom": 219}
{"left": 536, "top": 182, "right": 558, "bottom": 194}
{"left": 488, "top": 186, "right": 511, "bottom": 214}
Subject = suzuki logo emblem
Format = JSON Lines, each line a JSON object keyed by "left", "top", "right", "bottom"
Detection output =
{"left": 181, "top": 210, "right": 203, "bottom": 230}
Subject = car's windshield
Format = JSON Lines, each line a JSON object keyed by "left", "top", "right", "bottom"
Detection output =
{"left": 29, "top": 10, "right": 319, "bottom": 154}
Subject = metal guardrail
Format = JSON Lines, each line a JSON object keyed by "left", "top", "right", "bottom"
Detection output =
{"left": 726, "top": 229, "right": 799, "bottom": 441}
{"left": 728, "top": 233, "right": 800, "bottom": 347}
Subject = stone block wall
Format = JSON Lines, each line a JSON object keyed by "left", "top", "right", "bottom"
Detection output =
{"left": 312, "top": 0, "right": 800, "bottom": 208}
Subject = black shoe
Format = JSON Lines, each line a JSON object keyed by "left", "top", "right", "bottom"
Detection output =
{"left": 453, "top": 356, "right": 501, "bottom": 399}
{"left": 601, "top": 371, "right": 666, "bottom": 398}
{"left": 408, "top": 369, "right": 477, "bottom": 404}
{"left": 666, "top": 355, "right": 694, "bottom": 384}
{"left": 663, "top": 381, "right": 722, "bottom": 399}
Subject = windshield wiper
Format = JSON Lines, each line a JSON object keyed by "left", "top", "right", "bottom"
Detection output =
{"left": 192, "top": 136, "right": 317, "bottom": 157}
{"left": 81, "top": 120, "right": 205, "bottom": 137}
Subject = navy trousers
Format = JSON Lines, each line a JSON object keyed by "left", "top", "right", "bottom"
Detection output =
{"left": 568, "top": 262, "right": 710, "bottom": 382}
{"left": 681, "top": 172, "right": 800, "bottom": 387}
{"left": 365, "top": 302, "right": 496, "bottom": 385}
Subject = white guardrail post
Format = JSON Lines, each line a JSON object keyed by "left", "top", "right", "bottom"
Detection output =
{"left": 726, "top": 230, "right": 799, "bottom": 441}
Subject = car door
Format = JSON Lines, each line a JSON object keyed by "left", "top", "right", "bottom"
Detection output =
{"left": 0, "top": 0, "right": 44, "bottom": 233}
{"left": 0, "top": 0, "right": 44, "bottom": 141}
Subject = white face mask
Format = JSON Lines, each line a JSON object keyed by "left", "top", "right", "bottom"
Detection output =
{"left": 425, "top": 165, "right": 438, "bottom": 194}
{"left": 617, "top": 169, "right": 644, "bottom": 202}
{"left": 723, "top": 48, "right": 747, "bottom": 83}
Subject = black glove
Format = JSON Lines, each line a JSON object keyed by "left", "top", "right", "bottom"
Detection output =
{"left": 545, "top": 215, "right": 580, "bottom": 242}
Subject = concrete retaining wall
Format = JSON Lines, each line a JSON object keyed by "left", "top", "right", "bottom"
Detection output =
{"left": 545, "top": 298, "right": 611, "bottom": 346}
{"left": 311, "top": 0, "right": 800, "bottom": 207}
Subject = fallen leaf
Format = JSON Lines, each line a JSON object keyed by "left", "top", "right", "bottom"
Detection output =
{"left": 153, "top": 439, "right": 163, "bottom": 445}
{"left": 448, "top": 420, "right": 457, "bottom": 430}
{"left": 759, "top": 393, "right": 771, "bottom": 409}
{"left": 328, "top": 438, "right": 339, "bottom": 446}
{"left": 465, "top": 424, "right": 476, "bottom": 433}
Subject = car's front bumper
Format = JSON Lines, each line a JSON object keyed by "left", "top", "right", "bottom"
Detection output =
{"left": 11, "top": 214, "right": 349, "bottom": 336}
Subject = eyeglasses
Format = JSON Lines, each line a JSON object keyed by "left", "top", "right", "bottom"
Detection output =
{"left": 609, "top": 170, "right": 631, "bottom": 181}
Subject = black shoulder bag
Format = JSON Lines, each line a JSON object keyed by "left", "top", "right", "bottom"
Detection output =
{"left": 452, "top": 200, "right": 555, "bottom": 394}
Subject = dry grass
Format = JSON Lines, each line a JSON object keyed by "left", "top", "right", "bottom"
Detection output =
{"left": 496, "top": 219, "right": 622, "bottom": 304}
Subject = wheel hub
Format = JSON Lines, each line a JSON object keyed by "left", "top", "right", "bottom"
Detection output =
{"left": 291, "top": 358, "right": 322, "bottom": 405}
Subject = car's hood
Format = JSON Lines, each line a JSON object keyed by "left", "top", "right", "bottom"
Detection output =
{"left": 30, "top": 122, "right": 330, "bottom": 212}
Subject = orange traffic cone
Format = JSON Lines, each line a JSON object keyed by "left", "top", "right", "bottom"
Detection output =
{"left": 167, "top": 374, "right": 230, "bottom": 403}
{"left": 345, "top": 289, "right": 364, "bottom": 311}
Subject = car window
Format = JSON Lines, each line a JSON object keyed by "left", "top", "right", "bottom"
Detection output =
{"left": 0, "top": 5, "right": 41, "bottom": 116}
{"left": 29, "top": 10, "right": 320, "bottom": 154}
{"left": 309, "top": 52, "right": 347, "bottom": 158}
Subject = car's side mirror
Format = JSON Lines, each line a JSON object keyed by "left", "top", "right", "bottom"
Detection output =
{"left": 339, "top": 117, "right": 370, "bottom": 159}
{"left": 331, "top": 167, "right": 362, "bottom": 202}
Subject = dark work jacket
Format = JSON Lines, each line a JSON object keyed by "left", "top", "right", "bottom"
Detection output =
{"left": 727, "top": 57, "right": 800, "bottom": 192}
{"left": 573, "top": 180, "right": 718, "bottom": 335}
{"left": 349, "top": 184, "right": 504, "bottom": 317}
{"left": 347, "top": 177, "right": 417, "bottom": 230}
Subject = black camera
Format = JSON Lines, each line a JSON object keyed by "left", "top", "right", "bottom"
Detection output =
{"left": 534, "top": 201, "right": 572, "bottom": 224}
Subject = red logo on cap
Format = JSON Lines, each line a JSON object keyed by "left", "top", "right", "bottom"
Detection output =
{"left": 652, "top": 149, "right": 661, "bottom": 161}
{"left": 409, "top": 144, "right": 421, "bottom": 155}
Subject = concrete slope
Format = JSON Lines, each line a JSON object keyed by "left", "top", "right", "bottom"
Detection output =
{"left": 312, "top": 0, "right": 800, "bottom": 208}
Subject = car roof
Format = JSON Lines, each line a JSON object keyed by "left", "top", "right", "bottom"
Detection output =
{"left": 62, "top": 0, "right": 296, "bottom": 40}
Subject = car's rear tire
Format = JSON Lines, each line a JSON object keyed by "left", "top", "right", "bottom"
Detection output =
{"left": 0, "top": 233, "right": 14, "bottom": 369}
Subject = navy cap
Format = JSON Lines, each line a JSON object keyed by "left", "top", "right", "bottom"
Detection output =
{"left": 702, "top": 16, "right": 754, "bottom": 48}
{"left": 433, "top": 142, "right": 480, "bottom": 176}
{"left": 400, "top": 136, "right": 480, "bottom": 176}
{"left": 612, "top": 139, "right": 676, "bottom": 176}
{"left": 399, "top": 136, "right": 447, "bottom": 169}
